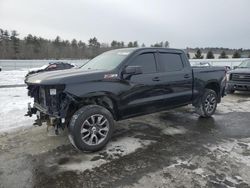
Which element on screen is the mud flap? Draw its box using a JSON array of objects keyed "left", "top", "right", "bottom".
[{"left": 68, "top": 134, "right": 80, "bottom": 151}]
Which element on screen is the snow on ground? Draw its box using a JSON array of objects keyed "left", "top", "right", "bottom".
[
  {"left": 162, "top": 126, "right": 187, "bottom": 135},
  {"left": 0, "top": 70, "right": 27, "bottom": 86},
  {"left": 204, "top": 138, "right": 250, "bottom": 167},
  {"left": 59, "top": 137, "right": 153, "bottom": 172},
  {"left": 0, "top": 87, "right": 35, "bottom": 132},
  {"left": 217, "top": 93, "right": 250, "bottom": 113}
]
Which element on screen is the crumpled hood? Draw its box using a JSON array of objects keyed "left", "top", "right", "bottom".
[
  {"left": 25, "top": 68, "right": 108, "bottom": 85},
  {"left": 229, "top": 68, "right": 250, "bottom": 74}
]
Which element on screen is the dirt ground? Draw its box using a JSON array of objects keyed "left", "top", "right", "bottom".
[{"left": 1, "top": 92, "right": 250, "bottom": 188}]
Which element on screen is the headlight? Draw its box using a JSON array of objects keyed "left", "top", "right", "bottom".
[{"left": 49, "top": 89, "right": 57, "bottom": 95}]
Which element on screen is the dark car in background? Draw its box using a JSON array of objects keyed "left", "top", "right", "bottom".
[
  {"left": 227, "top": 59, "right": 250, "bottom": 93},
  {"left": 25, "top": 62, "right": 75, "bottom": 77}
]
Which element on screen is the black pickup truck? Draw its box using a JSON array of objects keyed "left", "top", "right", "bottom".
[
  {"left": 226, "top": 59, "right": 250, "bottom": 93},
  {"left": 25, "top": 48, "right": 226, "bottom": 151}
]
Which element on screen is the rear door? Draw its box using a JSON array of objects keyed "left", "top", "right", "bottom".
[{"left": 156, "top": 52, "right": 193, "bottom": 106}]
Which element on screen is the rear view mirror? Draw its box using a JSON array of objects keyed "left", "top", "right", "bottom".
[{"left": 123, "top": 66, "right": 143, "bottom": 75}]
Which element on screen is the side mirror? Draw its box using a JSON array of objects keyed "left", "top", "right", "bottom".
[
  {"left": 233, "top": 66, "right": 238, "bottom": 69},
  {"left": 123, "top": 66, "right": 143, "bottom": 75}
]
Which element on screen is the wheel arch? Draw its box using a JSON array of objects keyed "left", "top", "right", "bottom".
[
  {"left": 75, "top": 92, "right": 120, "bottom": 121},
  {"left": 204, "top": 81, "right": 221, "bottom": 102}
]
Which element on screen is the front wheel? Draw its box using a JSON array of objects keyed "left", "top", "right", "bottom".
[
  {"left": 68, "top": 105, "right": 114, "bottom": 152},
  {"left": 195, "top": 89, "right": 218, "bottom": 118},
  {"left": 227, "top": 89, "right": 235, "bottom": 94}
]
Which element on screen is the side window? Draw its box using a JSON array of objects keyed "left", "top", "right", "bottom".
[
  {"left": 158, "top": 53, "right": 183, "bottom": 72},
  {"left": 129, "top": 53, "right": 156, "bottom": 74}
]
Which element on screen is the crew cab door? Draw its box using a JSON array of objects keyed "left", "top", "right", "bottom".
[
  {"left": 155, "top": 52, "right": 193, "bottom": 106},
  {"left": 120, "top": 52, "right": 164, "bottom": 118}
]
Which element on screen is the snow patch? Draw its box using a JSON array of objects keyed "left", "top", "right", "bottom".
[
  {"left": 204, "top": 139, "right": 250, "bottom": 167},
  {"left": 0, "top": 70, "right": 27, "bottom": 86},
  {"left": 217, "top": 96, "right": 250, "bottom": 114},
  {"left": 162, "top": 126, "right": 187, "bottom": 135},
  {"left": 193, "top": 168, "right": 204, "bottom": 175},
  {"left": 59, "top": 137, "right": 153, "bottom": 172},
  {"left": 0, "top": 87, "right": 35, "bottom": 132}
]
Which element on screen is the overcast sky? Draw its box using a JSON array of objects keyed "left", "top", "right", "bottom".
[{"left": 0, "top": 0, "right": 250, "bottom": 49}]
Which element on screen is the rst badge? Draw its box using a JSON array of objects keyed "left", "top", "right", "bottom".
[{"left": 104, "top": 74, "right": 118, "bottom": 79}]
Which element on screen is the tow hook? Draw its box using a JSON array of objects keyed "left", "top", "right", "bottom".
[
  {"left": 47, "top": 117, "right": 65, "bottom": 135},
  {"left": 25, "top": 102, "right": 36, "bottom": 117}
]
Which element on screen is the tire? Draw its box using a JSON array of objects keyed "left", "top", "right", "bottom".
[
  {"left": 228, "top": 89, "right": 235, "bottom": 94},
  {"left": 68, "top": 105, "right": 114, "bottom": 152},
  {"left": 195, "top": 89, "right": 218, "bottom": 118}
]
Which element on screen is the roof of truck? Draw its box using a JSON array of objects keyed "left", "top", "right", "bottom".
[{"left": 108, "top": 47, "right": 185, "bottom": 54}]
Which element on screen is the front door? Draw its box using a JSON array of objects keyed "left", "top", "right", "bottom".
[{"left": 120, "top": 52, "right": 164, "bottom": 118}]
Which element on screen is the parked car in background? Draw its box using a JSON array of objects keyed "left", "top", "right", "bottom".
[
  {"left": 227, "top": 59, "right": 250, "bottom": 93},
  {"left": 190, "top": 61, "right": 211, "bottom": 67},
  {"left": 224, "top": 66, "right": 231, "bottom": 73},
  {"left": 25, "top": 62, "right": 75, "bottom": 77}
]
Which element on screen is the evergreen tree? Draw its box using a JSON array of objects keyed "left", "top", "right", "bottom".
[
  {"left": 141, "top": 43, "right": 146, "bottom": 47},
  {"left": 88, "top": 37, "right": 100, "bottom": 58},
  {"left": 232, "top": 51, "right": 241, "bottom": 58},
  {"left": 111, "top": 40, "right": 117, "bottom": 48},
  {"left": 53, "top": 36, "right": 61, "bottom": 47},
  {"left": 120, "top": 41, "right": 125, "bottom": 48},
  {"left": 194, "top": 49, "right": 204, "bottom": 59},
  {"left": 32, "top": 36, "right": 41, "bottom": 55},
  {"left": 2, "top": 30, "right": 10, "bottom": 58},
  {"left": 88, "top": 37, "right": 100, "bottom": 48},
  {"left": 53, "top": 36, "right": 62, "bottom": 59},
  {"left": 164, "top": 41, "right": 169, "bottom": 48},
  {"left": 10, "top": 30, "right": 20, "bottom": 58},
  {"left": 71, "top": 39, "right": 78, "bottom": 48},
  {"left": 206, "top": 50, "right": 214, "bottom": 59},
  {"left": 219, "top": 51, "right": 228, "bottom": 59},
  {"left": 128, "top": 42, "right": 133, "bottom": 47},
  {"left": 0, "top": 29, "right": 3, "bottom": 41},
  {"left": 151, "top": 42, "right": 161, "bottom": 47},
  {"left": 0, "top": 29, "right": 4, "bottom": 58},
  {"left": 78, "top": 40, "right": 86, "bottom": 49},
  {"left": 133, "top": 41, "right": 138, "bottom": 47}
]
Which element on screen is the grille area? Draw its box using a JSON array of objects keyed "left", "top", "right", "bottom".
[
  {"left": 39, "top": 87, "right": 47, "bottom": 107},
  {"left": 231, "top": 73, "right": 250, "bottom": 82}
]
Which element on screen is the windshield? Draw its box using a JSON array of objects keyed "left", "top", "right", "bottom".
[
  {"left": 238, "top": 60, "right": 250, "bottom": 68},
  {"left": 81, "top": 49, "right": 133, "bottom": 71}
]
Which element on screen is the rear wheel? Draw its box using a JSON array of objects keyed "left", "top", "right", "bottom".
[
  {"left": 68, "top": 105, "right": 114, "bottom": 152},
  {"left": 195, "top": 89, "right": 217, "bottom": 118}
]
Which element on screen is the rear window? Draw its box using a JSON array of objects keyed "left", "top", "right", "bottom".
[{"left": 158, "top": 53, "right": 183, "bottom": 72}]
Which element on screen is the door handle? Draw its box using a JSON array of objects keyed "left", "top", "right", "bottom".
[
  {"left": 152, "top": 77, "right": 160, "bottom": 81},
  {"left": 184, "top": 74, "right": 190, "bottom": 79}
]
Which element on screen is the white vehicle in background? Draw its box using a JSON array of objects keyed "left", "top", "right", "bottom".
[{"left": 190, "top": 61, "right": 211, "bottom": 67}]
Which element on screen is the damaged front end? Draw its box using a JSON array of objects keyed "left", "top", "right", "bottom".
[{"left": 26, "top": 84, "right": 76, "bottom": 134}]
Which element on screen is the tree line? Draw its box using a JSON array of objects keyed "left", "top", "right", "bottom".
[
  {"left": 189, "top": 49, "right": 250, "bottom": 59},
  {"left": 0, "top": 28, "right": 169, "bottom": 59}
]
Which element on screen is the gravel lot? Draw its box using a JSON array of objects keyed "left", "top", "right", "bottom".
[{"left": 0, "top": 92, "right": 250, "bottom": 188}]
